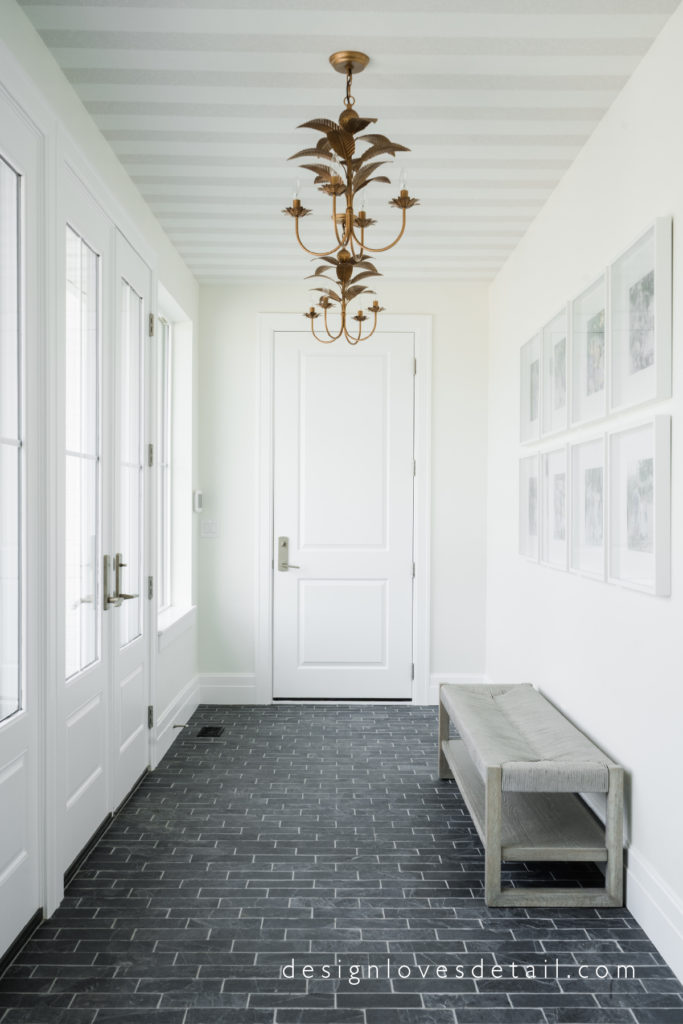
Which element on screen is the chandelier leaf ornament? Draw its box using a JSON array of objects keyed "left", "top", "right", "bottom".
[{"left": 283, "top": 51, "right": 419, "bottom": 345}]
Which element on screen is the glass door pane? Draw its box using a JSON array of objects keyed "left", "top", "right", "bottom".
[
  {"left": 65, "top": 226, "right": 100, "bottom": 679},
  {"left": 0, "top": 156, "right": 21, "bottom": 723},
  {"left": 158, "top": 318, "right": 172, "bottom": 612},
  {"left": 118, "top": 279, "right": 143, "bottom": 647}
]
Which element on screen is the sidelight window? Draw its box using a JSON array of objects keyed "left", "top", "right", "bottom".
[
  {"left": 65, "top": 226, "right": 100, "bottom": 679},
  {"left": 0, "top": 157, "right": 21, "bottom": 722}
]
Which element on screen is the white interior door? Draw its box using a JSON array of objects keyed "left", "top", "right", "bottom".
[
  {"left": 111, "top": 232, "right": 151, "bottom": 808},
  {"left": 272, "top": 329, "right": 415, "bottom": 700},
  {"left": 0, "top": 92, "right": 42, "bottom": 959},
  {"left": 62, "top": 171, "right": 111, "bottom": 872},
  {"left": 61, "top": 175, "right": 152, "bottom": 874}
]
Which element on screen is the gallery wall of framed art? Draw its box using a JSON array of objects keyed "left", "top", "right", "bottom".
[{"left": 518, "top": 217, "right": 673, "bottom": 597}]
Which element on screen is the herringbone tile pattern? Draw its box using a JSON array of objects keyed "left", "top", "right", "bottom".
[{"left": 1, "top": 704, "right": 681, "bottom": 1023}]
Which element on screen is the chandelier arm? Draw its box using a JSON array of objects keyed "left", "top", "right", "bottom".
[
  {"left": 349, "top": 207, "right": 407, "bottom": 254},
  {"left": 357, "top": 309, "right": 379, "bottom": 342},
  {"left": 310, "top": 321, "right": 336, "bottom": 344},
  {"left": 294, "top": 218, "right": 343, "bottom": 258},
  {"left": 323, "top": 305, "right": 345, "bottom": 342},
  {"left": 332, "top": 194, "right": 344, "bottom": 246}
]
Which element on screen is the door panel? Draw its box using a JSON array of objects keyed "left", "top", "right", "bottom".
[
  {"left": 272, "top": 330, "right": 415, "bottom": 700},
  {"left": 61, "top": 173, "right": 111, "bottom": 871},
  {"left": 112, "top": 232, "right": 150, "bottom": 807},
  {"left": 0, "top": 92, "right": 41, "bottom": 958},
  {"left": 60, "top": 188, "right": 152, "bottom": 865}
]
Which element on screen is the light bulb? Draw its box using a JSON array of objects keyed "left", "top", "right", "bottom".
[
  {"left": 398, "top": 168, "right": 408, "bottom": 191},
  {"left": 359, "top": 194, "right": 366, "bottom": 212},
  {"left": 293, "top": 178, "right": 301, "bottom": 200}
]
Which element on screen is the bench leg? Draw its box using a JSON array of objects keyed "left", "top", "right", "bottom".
[
  {"left": 438, "top": 697, "right": 453, "bottom": 779},
  {"left": 605, "top": 765, "right": 624, "bottom": 906},
  {"left": 485, "top": 765, "right": 503, "bottom": 906}
]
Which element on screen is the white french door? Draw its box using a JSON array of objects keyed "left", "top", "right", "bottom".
[
  {"left": 61, "top": 169, "right": 151, "bottom": 873},
  {"left": 111, "top": 233, "right": 151, "bottom": 809},
  {"left": 272, "top": 329, "right": 415, "bottom": 700},
  {"left": 0, "top": 90, "right": 42, "bottom": 960}
]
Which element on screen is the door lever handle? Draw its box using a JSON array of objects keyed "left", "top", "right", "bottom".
[
  {"left": 118, "top": 592, "right": 138, "bottom": 601},
  {"left": 103, "top": 554, "right": 121, "bottom": 609},
  {"left": 277, "top": 536, "right": 300, "bottom": 571}
]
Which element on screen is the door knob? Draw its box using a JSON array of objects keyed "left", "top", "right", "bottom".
[{"left": 277, "top": 536, "right": 300, "bottom": 571}]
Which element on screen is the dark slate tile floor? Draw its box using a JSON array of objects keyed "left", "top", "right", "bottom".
[{"left": 1, "top": 704, "right": 682, "bottom": 1024}]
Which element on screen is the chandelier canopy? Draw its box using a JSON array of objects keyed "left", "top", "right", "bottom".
[{"left": 283, "top": 51, "right": 419, "bottom": 345}]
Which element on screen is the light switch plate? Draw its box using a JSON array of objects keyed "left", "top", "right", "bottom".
[{"left": 200, "top": 519, "right": 218, "bottom": 538}]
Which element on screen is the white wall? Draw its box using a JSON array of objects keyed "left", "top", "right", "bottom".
[
  {"left": 487, "top": 3, "right": 683, "bottom": 980},
  {"left": 198, "top": 280, "right": 489, "bottom": 701}
]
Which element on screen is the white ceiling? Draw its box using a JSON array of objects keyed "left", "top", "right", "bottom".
[{"left": 19, "top": 0, "right": 681, "bottom": 284}]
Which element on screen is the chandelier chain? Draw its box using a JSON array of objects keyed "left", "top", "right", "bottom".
[{"left": 345, "top": 67, "right": 355, "bottom": 108}]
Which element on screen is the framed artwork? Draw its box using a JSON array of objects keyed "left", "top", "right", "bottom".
[
  {"left": 542, "top": 306, "right": 569, "bottom": 436},
  {"left": 570, "top": 437, "right": 606, "bottom": 579},
  {"left": 520, "top": 334, "right": 541, "bottom": 443},
  {"left": 541, "top": 447, "right": 568, "bottom": 570},
  {"left": 571, "top": 274, "right": 607, "bottom": 427},
  {"left": 609, "top": 218, "right": 672, "bottom": 413},
  {"left": 519, "top": 454, "right": 540, "bottom": 561},
  {"left": 608, "top": 415, "right": 671, "bottom": 595}
]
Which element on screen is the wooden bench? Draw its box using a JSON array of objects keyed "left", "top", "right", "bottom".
[{"left": 438, "top": 683, "right": 624, "bottom": 908}]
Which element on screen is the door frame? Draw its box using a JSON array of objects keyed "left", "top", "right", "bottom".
[{"left": 257, "top": 313, "right": 432, "bottom": 704}]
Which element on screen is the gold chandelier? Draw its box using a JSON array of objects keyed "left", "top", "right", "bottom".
[{"left": 283, "top": 51, "right": 419, "bottom": 345}]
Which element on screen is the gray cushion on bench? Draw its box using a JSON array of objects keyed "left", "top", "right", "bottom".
[{"left": 440, "top": 684, "right": 610, "bottom": 793}]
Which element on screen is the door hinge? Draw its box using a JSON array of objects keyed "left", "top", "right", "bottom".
[
  {"left": 147, "top": 576, "right": 154, "bottom": 600},
  {"left": 413, "top": 459, "right": 416, "bottom": 477},
  {"left": 147, "top": 705, "right": 154, "bottom": 729},
  {"left": 414, "top": 357, "right": 417, "bottom": 375},
  {"left": 149, "top": 313, "right": 155, "bottom": 337},
  {"left": 412, "top": 561, "right": 416, "bottom": 578},
  {"left": 147, "top": 443, "right": 154, "bottom": 467},
  {"left": 411, "top": 663, "right": 415, "bottom": 681}
]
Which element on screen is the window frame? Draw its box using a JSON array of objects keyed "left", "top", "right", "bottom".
[
  {"left": 156, "top": 288, "right": 194, "bottom": 647},
  {"left": 157, "top": 315, "right": 173, "bottom": 615}
]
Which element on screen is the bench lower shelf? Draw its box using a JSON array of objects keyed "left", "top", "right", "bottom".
[{"left": 441, "top": 738, "right": 608, "bottom": 863}]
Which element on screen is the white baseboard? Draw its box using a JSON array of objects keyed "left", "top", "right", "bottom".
[
  {"left": 198, "top": 672, "right": 261, "bottom": 705},
  {"left": 626, "top": 846, "right": 683, "bottom": 984},
  {"left": 426, "top": 673, "right": 487, "bottom": 706},
  {"left": 153, "top": 676, "right": 200, "bottom": 765}
]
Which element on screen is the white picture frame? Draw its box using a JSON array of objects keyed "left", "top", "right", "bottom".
[
  {"left": 609, "top": 218, "right": 672, "bottom": 414},
  {"left": 542, "top": 306, "right": 569, "bottom": 437},
  {"left": 520, "top": 334, "right": 541, "bottom": 443},
  {"left": 607, "top": 415, "right": 671, "bottom": 596},
  {"left": 519, "top": 454, "right": 540, "bottom": 561},
  {"left": 570, "top": 436, "right": 606, "bottom": 580},
  {"left": 571, "top": 274, "right": 607, "bottom": 427},
  {"left": 541, "top": 447, "right": 568, "bottom": 570}
]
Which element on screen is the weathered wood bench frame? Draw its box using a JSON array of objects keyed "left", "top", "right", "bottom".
[{"left": 438, "top": 683, "right": 624, "bottom": 908}]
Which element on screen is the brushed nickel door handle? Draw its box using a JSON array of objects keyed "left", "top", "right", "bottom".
[{"left": 277, "top": 536, "right": 300, "bottom": 571}]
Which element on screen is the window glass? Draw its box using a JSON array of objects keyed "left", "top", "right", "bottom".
[
  {"left": 118, "top": 279, "right": 143, "bottom": 646},
  {"left": 158, "top": 318, "right": 172, "bottom": 612},
  {"left": 65, "top": 226, "right": 100, "bottom": 679},
  {"left": 0, "top": 156, "right": 21, "bottom": 722}
]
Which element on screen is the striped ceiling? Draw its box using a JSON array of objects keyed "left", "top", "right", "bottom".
[{"left": 19, "top": 0, "right": 681, "bottom": 283}]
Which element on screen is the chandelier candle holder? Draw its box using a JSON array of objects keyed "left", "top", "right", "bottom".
[{"left": 283, "top": 50, "right": 419, "bottom": 345}]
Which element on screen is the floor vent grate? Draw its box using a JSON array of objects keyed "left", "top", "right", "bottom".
[{"left": 196, "top": 726, "right": 224, "bottom": 738}]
